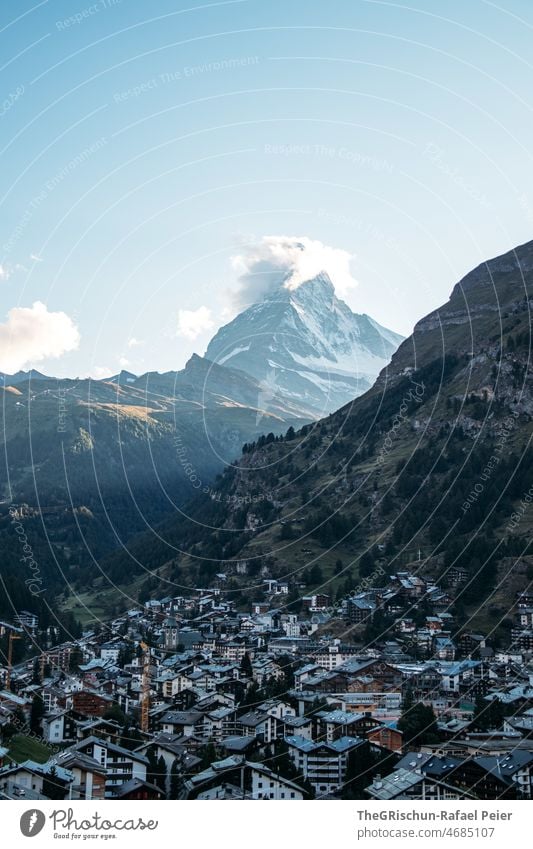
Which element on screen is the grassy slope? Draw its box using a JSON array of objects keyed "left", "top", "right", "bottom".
[{"left": 7, "top": 734, "right": 52, "bottom": 764}]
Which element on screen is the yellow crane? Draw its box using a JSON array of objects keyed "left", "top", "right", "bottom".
[
  {"left": 139, "top": 641, "right": 151, "bottom": 733},
  {"left": 6, "top": 631, "right": 22, "bottom": 691}
]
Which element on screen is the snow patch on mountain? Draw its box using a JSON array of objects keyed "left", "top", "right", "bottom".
[{"left": 217, "top": 344, "right": 250, "bottom": 365}]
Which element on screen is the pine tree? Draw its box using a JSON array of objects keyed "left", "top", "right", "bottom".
[
  {"left": 341, "top": 742, "right": 378, "bottom": 799},
  {"left": 240, "top": 651, "right": 253, "bottom": 678},
  {"left": 146, "top": 746, "right": 159, "bottom": 786},
  {"left": 32, "top": 659, "right": 41, "bottom": 684},
  {"left": 169, "top": 757, "right": 183, "bottom": 799},
  {"left": 43, "top": 765, "right": 66, "bottom": 800},
  {"left": 199, "top": 742, "right": 217, "bottom": 769},
  {"left": 155, "top": 755, "right": 167, "bottom": 794},
  {"left": 398, "top": 702, "right": 439, "bottom": 745},
  {"left": 103, "top": 703, "right": 126, "bottom": 725},
  {"left": 30, "top": 693, "right": 45, "bottom": 734}
]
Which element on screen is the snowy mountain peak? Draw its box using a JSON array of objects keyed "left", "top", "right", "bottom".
[
  {"left": 276, "top": 270, "right": 336, "bottom": 301},
  {"left": 205, "top": 273, "right": 404, "bottom": 419}
]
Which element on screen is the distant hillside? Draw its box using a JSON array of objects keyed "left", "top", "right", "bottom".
[{"left": 0, "top": 355, "right": 307, "bottom": 621}]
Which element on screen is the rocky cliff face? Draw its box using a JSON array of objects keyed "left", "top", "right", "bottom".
[{"left": 372, "top": 239, "right": 533, "bottom": 389}]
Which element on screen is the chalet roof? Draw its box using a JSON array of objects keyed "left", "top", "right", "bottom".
[
  {"left": 70, "top": 736, "right": 149, "bottom": 764},
  {"left": 56, "top": 751, "right": 106, "bottom": 774},
  {"left": 239, "top": 710, "right": 268, "bottom": 728},
  {"left": 476, "top": 750, "right": 533, "bottom": 779},
  {"left": 282, "top": 715, "right": 312, "bottom": 728},
  {"left": 221, "top": 736, "right": 257, "bottom": 752},
  {"left": 337, "top": 659, "right": 377, "bottom": 675},
  {"left": 294, "top": 664, "right": 320, "bottom": 676},
  {"left": 185, "top": 757, "right": 304, "bottom": 796},
  {"left": 285, "top": 734, "right": 363, "bottom": 754},
  {"left": 439, "top": 660, "right": 481, "bottom": 675},
  {"left": 1, "top": 759, "right": 73, "bottom": 783},
  {"left": 347, "top": 598, "right": 376, "bottom": 610},
  {"left": 507, "top": 715, "right": 533, "bottom": 731},
  {"left": 162, "top": 704, "right": 205, "bottom": 721},
  {"left": 78, "top": 658, "right": 113, "bottom": 671},
  {"left": 111, "top": 777, "right": 163, "bottom": 798},
  {"left": 368, "top": 767, "right": 423, "bottom": 799},
  {"left": 421, "top": 755, "right": 464, "bottom": 777},
  {"left": 0, "top": 691, "right": 29, "bottom": 705},
  {"left": 208, "top": 707, "right": 234, "bottom": 720},
  {"left": 316, "top": 709, "right": 365, "bottom": 725}
]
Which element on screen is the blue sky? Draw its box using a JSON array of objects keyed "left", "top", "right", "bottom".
[{"left": 1, "top": 0, "right": 533, "bottom": 377}]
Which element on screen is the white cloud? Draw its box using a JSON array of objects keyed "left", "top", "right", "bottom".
[
  {"left": 231, "top": 235, "right": 357, "bottom": 308},
  {"left": 0, "top": 265, "right": 9, "bottom": 281},
  {"left": 0, "top": 301, "right": 80, "bottom": 373},
  {"left": 177, "top": 305, "right": 214, "bottom": 340},
  {"left": 119, "top": 356, "right": 130, "bottom": 368},
  {"left": 220, "top": 305, "right": 237, "bottom": 322},
  {"left": 127, "top": 336, "right": 144, "bottom": 348}
]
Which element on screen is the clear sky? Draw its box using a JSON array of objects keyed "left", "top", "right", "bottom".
[{"left": 1, "top": 0, "right": 533, "bottom": 377}]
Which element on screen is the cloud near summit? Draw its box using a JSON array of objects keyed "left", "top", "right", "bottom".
[{"left": 230, "top": 235, "right": 357, "bottom": 308}]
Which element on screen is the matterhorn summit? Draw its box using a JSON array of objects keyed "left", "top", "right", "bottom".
[{"left": 205, "top": 270, "right": 403, "bottom": 418}]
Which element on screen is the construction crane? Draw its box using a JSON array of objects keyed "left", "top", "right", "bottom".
[
  {"left": 5, "top": 629, "right": 23, "bottom": 691},
  {"left": 7, "top": 633, "right": 22, "bottom": 691},
  {"left": 139, "top": 641, "right": 151, "bottom": 733},
  {"left": 0, "top": 620, "right": 24, "bottom": 691}
]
